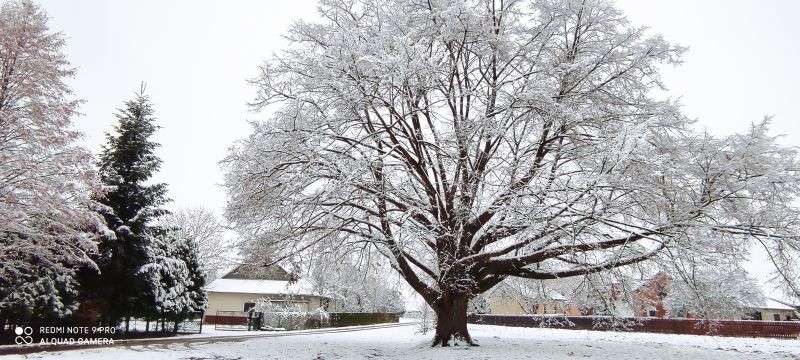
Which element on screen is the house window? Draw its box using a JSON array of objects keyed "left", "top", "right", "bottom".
[
  {"left": 244, "top": 302, "right": 256, "bottom": 312},
  {"left": 773, "top": 314, "right": 781, "bottom": 321},
  {"left": 647, "top": 307, "right": 657, "bottom": 317}
]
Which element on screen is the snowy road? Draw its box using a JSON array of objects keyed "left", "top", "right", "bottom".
[
  {"left": 0, "top": 322, "right": 413, "bottom": 356},
  {"left": 5, "top": 323, "right": 800, "bottom": 359}
]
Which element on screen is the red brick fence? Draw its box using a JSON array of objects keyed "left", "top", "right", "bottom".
[{"left": 467, "top": 314, "right": 800, "bottom": 339}]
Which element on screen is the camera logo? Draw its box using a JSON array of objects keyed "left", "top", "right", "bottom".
[{"left": 14, "top": 326, "right": 33, "bottom": 345}]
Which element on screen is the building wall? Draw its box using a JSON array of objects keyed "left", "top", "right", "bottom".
[
  {"left": 206, "top": 292, "right": 324, "bottom": 316},
  {"left": 632, "top": 273, "right": 669, "bottom": 318},
  {"left": 488, "top": 297, "right": 581, "bottom": 316},
  {"left": 755, "top": 309, "right": 796, "bottom": 321},
  {"left": 489, "top": 297, "right": 525, "bottom": 315}
]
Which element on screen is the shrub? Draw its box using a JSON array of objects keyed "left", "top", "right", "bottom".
[{"left": 255, "top": 301, "right": 330, "bottom": 330}]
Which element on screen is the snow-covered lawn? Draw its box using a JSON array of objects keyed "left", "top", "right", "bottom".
[
  {"left": 8, "top": 324, "right": 800, "bottom": 359},
  {"left": 179, "top": 319, "right": 416, "bottom": 339}
]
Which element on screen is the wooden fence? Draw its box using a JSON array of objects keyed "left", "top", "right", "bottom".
[
  {"left": 468, "top": 314, "right": 800, "bottom": 339},
  {"left": 207, "top": 311, "right": 252, "bottom": 331}
]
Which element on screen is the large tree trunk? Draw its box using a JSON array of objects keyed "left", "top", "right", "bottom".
[{"left": 431, "top": 294, "right": 477, "bottom": 347}]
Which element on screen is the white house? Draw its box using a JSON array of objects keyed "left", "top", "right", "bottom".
[
  {"left": 747, "top": 298, "right": 798, "bottom": 321},
  {"left": 204, "top": 262, "right": 327, "bottom": 323}
]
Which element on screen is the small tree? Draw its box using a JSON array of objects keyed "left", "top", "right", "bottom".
[
  {"left": 415, "top": 300, "right": 434, "bottom": 335},
  {"left": 567, "top": 272, "right": 635, "bottom": 317},
  {"left": 664, "top": 261, "right": 763, "bottom": 319},
  {"left": 225, "top": 0, "right": 800, "bottom": 346},
  {"left": 467, "top": 293, "right": 491, "bottom": 315},
  {"left": 256, "top": 301, "right": 330, "bottom": 330},
  {"left": 175, "top": 234, "right": 208, "bottom": 319},
  {"left": 308, "top": 253, "right": 405, "bottom": 313},
  {"left": 95, "top": 86, "right": 170, "bottom": 326},
  {"left": 160, "top": 207, "right": 228, "bottom": 282},
  {"left": 138, "top": 231, "right": 207, "bottom": 330},
  {"left": 0, "top": 0, "right": 108, "bottom": 324}
]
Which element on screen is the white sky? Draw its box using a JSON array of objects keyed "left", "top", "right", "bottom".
[
  {"left": 36, "top": 0, "right": 800, "bottom": 298},
  {"left": 36, "top": 0, "right": 800, "bottom": 213},
  {"left": 38, "top": 0, "right": 320, "bottom": 213}
]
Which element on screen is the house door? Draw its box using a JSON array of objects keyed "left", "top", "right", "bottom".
[{"left": 244, "top": 302, "right": 256, "bottom": 312}]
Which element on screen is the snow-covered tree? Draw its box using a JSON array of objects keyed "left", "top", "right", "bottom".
[
  {"left": 159, "top": 207, "right": 229, "bottom": 282},
  {"left": 664, "top": 257, "right": 763, "bottom": 319},
  {"left": 255, "top": 301, "right": 330, "bottom": 330},
  {"left": 414, "top": 298, "right": 434, "bottom": 335},
  {"left": 138, "top": 231, "right": 207, "bottom": 326},
  {"left": 0, "top": 0, "right": 109, "bottom": 323},
  {"left": 95, "top": 87, "right": 170, "bottom": 325},
  {"left": 223, "top": 0, "right": 800, "bottom": 346},
  {"left": 309, "top": 253, "right": 405, "bottom": 313},
  {"left": 467, "top": 293, "right": 491, "bottom": 314}
]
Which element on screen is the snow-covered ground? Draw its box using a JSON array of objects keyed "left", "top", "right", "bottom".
[
  {"left": 7, "top": 324, "right": 800, "bottom": 359},
  {"left": 182, "top": 324, "right": 263, "bottom": 338},
  {"left": 180, "top": 318, "right": 417, "bottom": 338}
]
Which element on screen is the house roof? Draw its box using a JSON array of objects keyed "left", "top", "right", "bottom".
[
  {"left": 539, "top": 289, "right": 566, "bottom": 301},
  {"left": 206, "top": 259, "right": 322, "bottom": 297},
  {"left": 206, "top": 278, "right": 320, "bottom": 297},
  {"left": 762, "top": 298, "right": 797, "bottom": 311},
  {"left": 222, "top": 261, "right": 294, "bottom": 281},
  {"left": 495, "top": 282, "right": 567, "bottom": 301},
  {"left": 770, "top": 297, "right": 799, "bottom": 309}
]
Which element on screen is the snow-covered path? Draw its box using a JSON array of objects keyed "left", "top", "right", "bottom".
[{"left": 7, "top": 324, "right": 800, "bottom": 359}]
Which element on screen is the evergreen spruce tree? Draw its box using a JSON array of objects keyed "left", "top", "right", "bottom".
[
  {"left": 139, "top": 231, "right": 207, "bottom": 331},
  {"left": 96, "top": 87, "right": 170, "bottom": 327},
  {"left": 177, "top": 236, "right": 208, "bottom": 318}
]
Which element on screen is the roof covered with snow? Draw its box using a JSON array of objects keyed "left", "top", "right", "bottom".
[
  {"left": 762, "top": 298, "right": 797, "bottom": 311},
  {"left": 541, "top": 289, "right": 566, "bottom": 301},
  {"left": 205, "top": 259, "right": 325, "bottom": 297},
  {"left": 205, "top": 278, "right": 321, "bottom": 297},
  {"left": 222, "top": 262, "right": 294, "bottom": 281}
]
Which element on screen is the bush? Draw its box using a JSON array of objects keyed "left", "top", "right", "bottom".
[
  {"left": 328, "top": 312, "right": 400, "bottom": 327},
  {"left": 255, "top": 301, "right": 330, "bottom": 331}
]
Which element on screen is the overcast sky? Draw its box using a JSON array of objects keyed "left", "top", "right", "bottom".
[
  {"left": 36, "top": 0, "right": 800, "bottom": 296},
  {"left": 38, "top": 0, "right": 800, "bottom": 212}
]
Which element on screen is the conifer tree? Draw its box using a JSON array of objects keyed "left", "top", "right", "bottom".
[
  {"left": 139, "top": 231, "right": 207, "bottom": 330},
  {"left": 178, "top": 236, "right": 208, "bottom": 317},
  {"left": 95, "top": 86, "right": 170, "bottom": 326}
]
